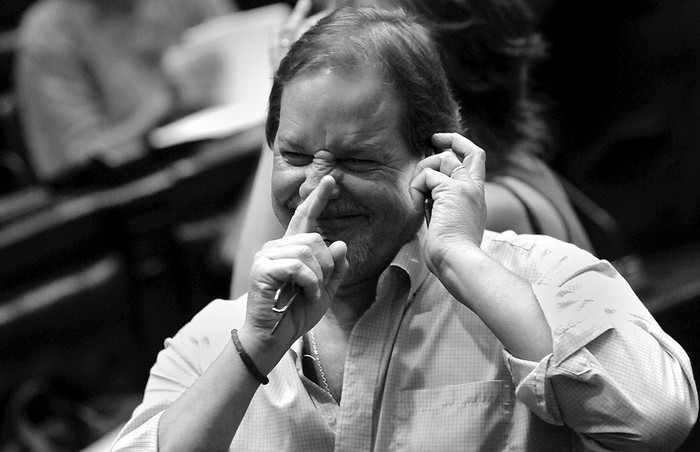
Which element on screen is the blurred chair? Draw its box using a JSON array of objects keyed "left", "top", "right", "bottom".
[
  {"left": 0, "top": 92, "right": 35, "bottom": 191},
  {"left": 0, "top": 254, "right": 145, "bottom": 452},
  {"left": 0, "top": 31, "right": 35, "bottom": 194}
]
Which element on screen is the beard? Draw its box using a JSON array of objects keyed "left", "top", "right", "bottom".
[
  {"left": 275, "top": 192, "right": 422, "bottom": 284},
  {"left": 323, "top": 212, "right": 422, "bottom": 285}
]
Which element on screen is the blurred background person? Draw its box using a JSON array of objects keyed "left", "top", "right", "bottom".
[
  {"left": 14, "top": 0, "right": 236, "bottom": 187},
  {"left": 229, "top": 0, "right": 594, "bottom": 297},
  {"left": 534, "top": 0, "right": 700, "bottom": 256}
]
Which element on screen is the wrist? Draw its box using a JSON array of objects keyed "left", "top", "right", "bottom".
[
  {"left": 235, "top": 324, "right": 294, "bottom": 376},
  {"left": 433, "top": 240, "right": 484, "bottom": 275},
  {"left": 230, "top": 329, "right": 269, "bottom": 385},
  {"left": 433, "top": 243, "right": 492, "bottom": 305}
]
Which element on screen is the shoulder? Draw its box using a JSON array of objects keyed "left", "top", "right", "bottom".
[
  {"left": 187, "top": 297, "right": 248, "bottom": 332},
  {"left": 17, "top": 0, "right": 80, "bottom": 52},
  {"left": 487, "top": 174, "right": 572, "bottom": 241},
  {"left": 482, "top": 229, "right": 584, "bottom": 251},
  {"left": 497, "top": 154, "right": 595, "bottom": 252},
  {"left": 18, "top": 0, "right": 75, "bottom": 34},
  {"left": 484, "top": 181, "right": 534, "bottom": 234},
  {"left": 175, "top": 297, "right": 248, "bottom": 353},
  {"left": 481, "top": 230, "right": 600, "bottom": 283}
]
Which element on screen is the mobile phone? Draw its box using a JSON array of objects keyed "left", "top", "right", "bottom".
[
  {"left": 424, "top": 196, "right": 433, "bottom": 227},
  {"left": 423, "top": 141, "right": 438, "bottom": 227}
]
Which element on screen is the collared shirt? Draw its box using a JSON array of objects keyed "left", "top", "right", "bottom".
[{"left": 113, "top": 230, "right": 698, "bottom": 451}]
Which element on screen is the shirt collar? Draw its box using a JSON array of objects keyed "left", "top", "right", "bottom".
[
  {"left": 290, "top": 227, "right": 429, "bottom": 360},
  {"left": 387, "top": 226, "right": 430, "bottom": 300}
]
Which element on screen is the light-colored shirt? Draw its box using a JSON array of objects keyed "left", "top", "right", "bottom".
[{"left": 113, "top": 230, "right": 698, "bottom": 451}]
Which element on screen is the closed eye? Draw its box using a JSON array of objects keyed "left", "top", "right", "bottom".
[
  {"left": 281, "top": 151, "right": 313, "bottom": 166},
  {"left": 340, "top": 158, "right": 377, "bottom": 171}
]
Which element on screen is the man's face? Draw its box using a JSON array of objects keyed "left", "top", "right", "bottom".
[{"left": 271, "top": 67, "right": 423, "bottom": 284}]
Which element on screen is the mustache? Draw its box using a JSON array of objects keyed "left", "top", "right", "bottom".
[{"left": 287, "top": 198, "right": 368, "bottom": 218}]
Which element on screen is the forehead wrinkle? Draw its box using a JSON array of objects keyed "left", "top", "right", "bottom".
[
  {"left": 278, "top": 66, "right": 404, "bottom": 155},
  {"left": 331, "top": 96, "right": 400, "bottom": 153},
  {"left": 276, "top": 108, "right": 312, "bottom": 150},
  {"left": 333, "top": 130, "right": 383, "bottom": 155}
]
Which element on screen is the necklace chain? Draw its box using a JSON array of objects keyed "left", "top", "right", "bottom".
[{"left": 309, "top": 330, "right": 332, "bottom": 396}]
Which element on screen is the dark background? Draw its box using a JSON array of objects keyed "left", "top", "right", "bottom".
[{"left": 1, "top": 0, "right": 699, "bottom": 450}]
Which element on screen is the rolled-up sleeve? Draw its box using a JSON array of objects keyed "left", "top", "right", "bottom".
[
  {"left": 111, "top": 299, "right": 244, "bottom": 451},
  {"left": 111, "top": 330, "right": 203, "bottom": 451},
  {"left": 504, "top": 256, "right": 698, "bottom": 451}
]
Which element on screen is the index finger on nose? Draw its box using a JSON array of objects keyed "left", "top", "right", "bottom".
[{"left": 285, "top": 175, "right": 335, "bottom": 236}]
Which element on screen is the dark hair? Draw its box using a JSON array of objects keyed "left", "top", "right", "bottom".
[
  {"left": 398, "top": 0, "right": 549, "bottom": 173},
  {"left": 265, "top": 7, "right": 463, "bottom": 158}
]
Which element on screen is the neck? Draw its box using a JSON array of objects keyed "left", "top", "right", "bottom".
[{"left": 328, "top": 275, "right": 379, "bottom": 330}]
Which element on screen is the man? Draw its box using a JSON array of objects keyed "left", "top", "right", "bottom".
[
  {"left": 229, "top": 0, "right": 593, "bottom": 299},
  {"left": 113, "top": 7, "right": 697, "bottom": 451}
]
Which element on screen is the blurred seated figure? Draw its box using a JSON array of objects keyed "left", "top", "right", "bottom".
[
  {"left": 537, "top": 0, "right": 700, "bottom": 255},
  {"left": 229, "top": 0, "right": 593, "bottom": 297},
  {"left": 15, "top": 0, "right": 235, "bottom": 186}
]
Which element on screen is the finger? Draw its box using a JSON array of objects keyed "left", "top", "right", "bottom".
[
  {"left": 461, "top": 144, "right": 486, "bottom": 187},
  {"left": 261, "top": 233, "right": 327, "bottom": 251},
  {"left": 438, "top": 150, "right": 466, "bottom": 179},
  {"left": 409, "top": 153, "right": 442, "bottom": 211},
  {"left": 260, "top": 258, "right": 322, "bottom": 300},
  {"left": 409, "top": 150, "right": 458, "bottom": 197},
  {"left": 326, "top": 240, "right": 349, "bottom": 295},
  {"left": 262, "top": 243, "right": 327, "bottom": 283},
  {"left": 285, "top": 175, "right": 336, "bottom": 236},
  {"left": 431, "top": 132, "right": 476, "bottom": 158},
  {"left": 409, "top": 166, "right": 442, "bottom": 212},
  {"left": 432, "top": 133, "right": 486, "bottom": 186},
  {"left": 411, "top": 147, "right": 460, "bottom": 178},
  {"left": 288, "top": 0, "right": 312, "bottom": 28}
]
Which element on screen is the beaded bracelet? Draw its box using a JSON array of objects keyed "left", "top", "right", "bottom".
[{"left": 230, "top": 329, "right": 269, "bottom": 385}]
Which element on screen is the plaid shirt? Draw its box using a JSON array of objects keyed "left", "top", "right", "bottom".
[{"left": 113, "top": 230, "right": 697, "bottom": 451}]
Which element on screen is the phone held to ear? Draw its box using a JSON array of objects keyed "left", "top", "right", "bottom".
[{"left": 424, "top": 196, "right": 433, "bottom": 227}]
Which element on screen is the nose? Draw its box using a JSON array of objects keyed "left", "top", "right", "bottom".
[{"left": 298, "top": 150, "right": 342, "bottom": 200}]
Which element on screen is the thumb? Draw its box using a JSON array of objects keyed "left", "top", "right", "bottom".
[{"left": 326, "top": 241, "right": 349, "bottom": 296}]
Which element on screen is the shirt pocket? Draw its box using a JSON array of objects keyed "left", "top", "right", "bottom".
[{"left": 391, "top": 380, "right": 514, "bottom": 452}]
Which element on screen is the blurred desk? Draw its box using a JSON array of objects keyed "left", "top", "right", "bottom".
[
  {"left": 0, "top": 124, "right": 262, "bottom": 379},
  {"left": 0, "top": 125, "right": 262, "bottom": 275}
]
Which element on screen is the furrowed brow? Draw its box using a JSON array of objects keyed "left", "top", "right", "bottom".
[{"left": 275, "top": 135, "right": 306, "bottom": 151}]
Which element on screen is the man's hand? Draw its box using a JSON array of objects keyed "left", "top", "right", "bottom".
[
  {"left": 244, "top": 175, "right": 349, "bottom": 346},
  {"left": 409, "top": 132, "right": 487, "bottom": 274},
  {"left": 410, "top": 134, "right": 553, "bottom": 360}
]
